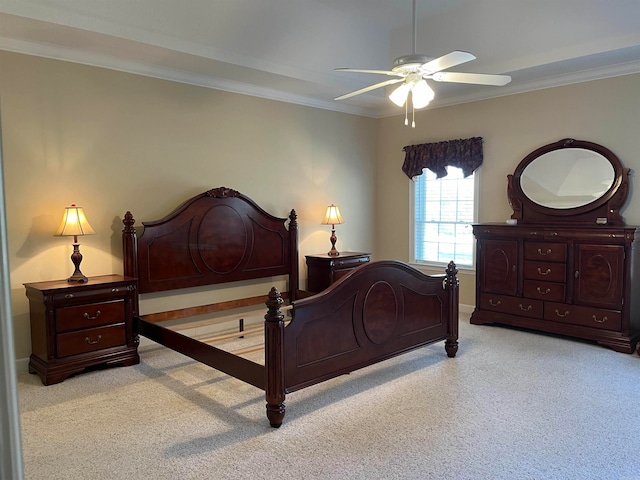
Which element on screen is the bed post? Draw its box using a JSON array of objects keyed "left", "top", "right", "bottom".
[
  {"left": 288, "top": 209, "right": 299, "bottom": 301},
  {"left": 122, "top": 212, "right": 139, "bottom": 314},
  {"left": 444, "top": 261, "right": 459, "bottom": 358},
  {"left": 122, "top": 212, "right": 138, "bottom": 278},
  {"left": 264, "top": 287, "right": 286, "bottom": 428}
]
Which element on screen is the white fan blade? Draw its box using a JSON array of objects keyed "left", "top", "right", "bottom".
[
  {"left": 335, "top": 78, "right": 405, "bottom": 100},
  {"left": 432, "top": 71, "right": 512, "bottom": 86},
  {"left": 420, "top": 51, "right": 476, "bottom": 74},
  {"left": 335, "top": 68, "right": 400, "bottom": 76}
]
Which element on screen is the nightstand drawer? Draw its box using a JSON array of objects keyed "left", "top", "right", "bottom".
[
  {"left": 57, "top": 323, "right": 126, "bottom": 358},
  {"left": 56, "top": 300, "right": 125, "bottom": 332},
  {"left": 51, "top": 284, "right": 130, "bottom": 303}
]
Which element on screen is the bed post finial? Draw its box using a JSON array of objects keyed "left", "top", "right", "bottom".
[
  {"left": 265, "top": 287, "right": 286, "bottom": 427},
  {"left": 444, "top": 261, "right": 459, "bottom": 358}
]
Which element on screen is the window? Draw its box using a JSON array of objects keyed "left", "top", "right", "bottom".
[{"left": 412, "top": 166, "right": 477, "bottom": 268}]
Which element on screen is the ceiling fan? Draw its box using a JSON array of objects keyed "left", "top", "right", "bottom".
[{"left": 334, "top": 0, "right": 511, "bottom": 127}]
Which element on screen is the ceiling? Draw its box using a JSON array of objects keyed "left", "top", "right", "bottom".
[{"left": 1, "top": 0, "right": 640, "bottom": 118}]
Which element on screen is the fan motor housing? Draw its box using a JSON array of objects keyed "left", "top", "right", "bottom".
[{"left": 392, "top": 54, "right": 433, "bottom": 72}]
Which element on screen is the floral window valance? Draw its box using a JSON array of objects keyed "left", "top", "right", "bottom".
[{"left": 402, "top": 137, "right": 483, "bottom": 179}]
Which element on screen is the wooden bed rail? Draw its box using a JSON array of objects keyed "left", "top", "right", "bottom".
[{"left": 138, "top": 292, "right": 290, "bottom": 324}]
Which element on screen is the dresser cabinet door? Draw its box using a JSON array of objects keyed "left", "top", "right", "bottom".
[
  {"left": 574, "top": 244, "right": 624, "bottom": 310},
  {"left": 480, "top": 239, "right": 518, "bottom": 295}
]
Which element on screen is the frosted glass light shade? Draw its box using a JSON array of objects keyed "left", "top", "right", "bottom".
[
  {"left": 411, "top": 79, "right": 435, "bottom": 109},
  {"left": 389, "top": 82, "right": 411, "bottom": 107}
]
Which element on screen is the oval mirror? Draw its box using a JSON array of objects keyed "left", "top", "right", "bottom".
[
  {"left": 507, "top": 139, "right": 628, "bottom": 225},
  {"left": 520, "top": 148, "right": 615, "bottom": 209}
]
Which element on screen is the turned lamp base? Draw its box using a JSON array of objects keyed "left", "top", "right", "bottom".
[
  {"left": 327, "top": 227, "right": 340, "bottom": 257},
  {"left": 67, "top": 243, "right": 88, "bottom": 283}
]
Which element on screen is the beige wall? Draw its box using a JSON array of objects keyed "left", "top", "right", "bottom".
[
  {"left": 4, "top": 49, "right": 640, "bottom": 361},
  {"left": 0, "top": 52, "right": 377, "bottom": 359},
  {"left": 376, "top": 73, "right": 640, "bottom": 305}
]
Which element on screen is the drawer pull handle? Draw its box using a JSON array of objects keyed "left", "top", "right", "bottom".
[
  {"left": 537, "top": 268, "right": 551, "bottom": 276},
  {"left": 83, "top": 310, "right": 101, "bottom": 320},
  {"left": 593, "top": 315, "right": 608, "bottom": 323},
  {"left": 519, "top": 304, "right": 532, "bottom": 311},
  {"left": 550, "top": 232, "right": 558, "bottom": 237},
  {"left": 488, "top": 299, "right": 501, "bottom": 307},
  {"left": 555, "top": 309, "right": 569, "bottom": 318},
  {"left": 537, "top": 248, "right": 552, "bottom": 256},
  {"left": 111, "top": 288, "right": 119, "bottom": 293},
  {"left": 65, "top": 294, "right": 74, "bottom": 299},
  {"left": 85, "top": 335, "right": 102, "bottom": 345},
  {"left": 529, "top": 231, "right": 538, "bottom": 236},
  {"left": 536, "top": 287, "right": 551, "bottom": 295}
]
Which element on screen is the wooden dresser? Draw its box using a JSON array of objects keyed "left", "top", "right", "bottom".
[
  {"left": 25, "top": 274, "right": 140, "bottom": 385},
  {"left": 471, "top": 139, "right": 640, "bottom": 353},
  {"left": 471, "top": 223, "right": 640, "bottom": 352}
]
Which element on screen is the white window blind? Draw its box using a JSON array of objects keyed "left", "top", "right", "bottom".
[{"left": 413, "top": 166, "right": 476, "bottom": 267}]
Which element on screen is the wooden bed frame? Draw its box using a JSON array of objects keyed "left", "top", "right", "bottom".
[{"left": 122, "top": 187, "right": 459, "bottom": 427}]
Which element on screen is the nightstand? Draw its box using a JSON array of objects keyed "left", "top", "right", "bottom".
[
  {"left": 24, "top": 274, "right": 140, "bottom": 385},
  {"left": 305, "top": 252, "right": 371, "bottom": 293}
]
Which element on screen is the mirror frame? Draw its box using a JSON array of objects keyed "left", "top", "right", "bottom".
[{"left": 507, "top": 138, "right": 629, "bottom": 225}]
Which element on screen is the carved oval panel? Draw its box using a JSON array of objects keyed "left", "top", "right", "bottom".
[
  {"left": 198, "top": 205, "right": 247, "bottom": 274},
  {"left": 583, "top": 254, "right": 613, "bottom": 297},
  {"left": 363, "top": 281, "right": 398, "bottom": 345},
  {"left": 487, "top": 249, "right": 510, "bottom": 282}
]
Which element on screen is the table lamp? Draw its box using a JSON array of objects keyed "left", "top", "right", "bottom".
[
  {"left": 54, "top": 204, "right": 96, "bottom": 282},
  {"left": 321, "top": 204, "right": 344, "bottom": 257}
]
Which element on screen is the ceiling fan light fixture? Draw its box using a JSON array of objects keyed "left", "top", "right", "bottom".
[
  {"left": 411, "top": 79, "right": 434, "bottom": 109},
  {"left": 389, "top": 82, "right": 411, "bottom": 107}
]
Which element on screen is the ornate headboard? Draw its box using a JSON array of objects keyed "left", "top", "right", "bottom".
[{"left": 122, "top": 187, "right": 299, "bottom": 299}]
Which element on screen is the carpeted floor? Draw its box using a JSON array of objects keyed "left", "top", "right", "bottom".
[{"left": 17, "top": 314, "right": 640, "bottom": 480}]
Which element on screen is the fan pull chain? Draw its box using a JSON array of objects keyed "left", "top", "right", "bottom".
[
  {"left": 404, "top": 100, "right": 408, "bottom": 126},
  {"left": 411, "top": 102, "right": 416, "bottom": 128}
]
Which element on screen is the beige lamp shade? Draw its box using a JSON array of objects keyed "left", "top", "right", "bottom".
[
  {"left": 321, "top": 204, "right": 344, "bottom": 225},
  {"left": 54, "top": 204, "right": 96, "bottom": 239}
]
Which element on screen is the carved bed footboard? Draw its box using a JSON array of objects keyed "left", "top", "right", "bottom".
[{"left": 264, "top": 260, "right": 459, "bottom": 427}]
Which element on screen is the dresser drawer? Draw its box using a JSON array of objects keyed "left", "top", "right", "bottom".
[
  {"left": 544, "top": 302, "right": 621, "bottom": 331},
  {"left": 56, "top": 323, "right": 126, "bottom": 358},
  {"left": 479, "top": 293, "right": 543, "bottom": 319},
  {"left": 523, "top": 261, "right": 566, "bottom": 282},
  {"left": 56, "top": 300, "right": 125, "bottom": 333},
  {"left": 523, "top": 280, "right": 565, "bottom": 302},
  {"left": 524, "top": 242, "right": 567, "bottom": 262}
]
